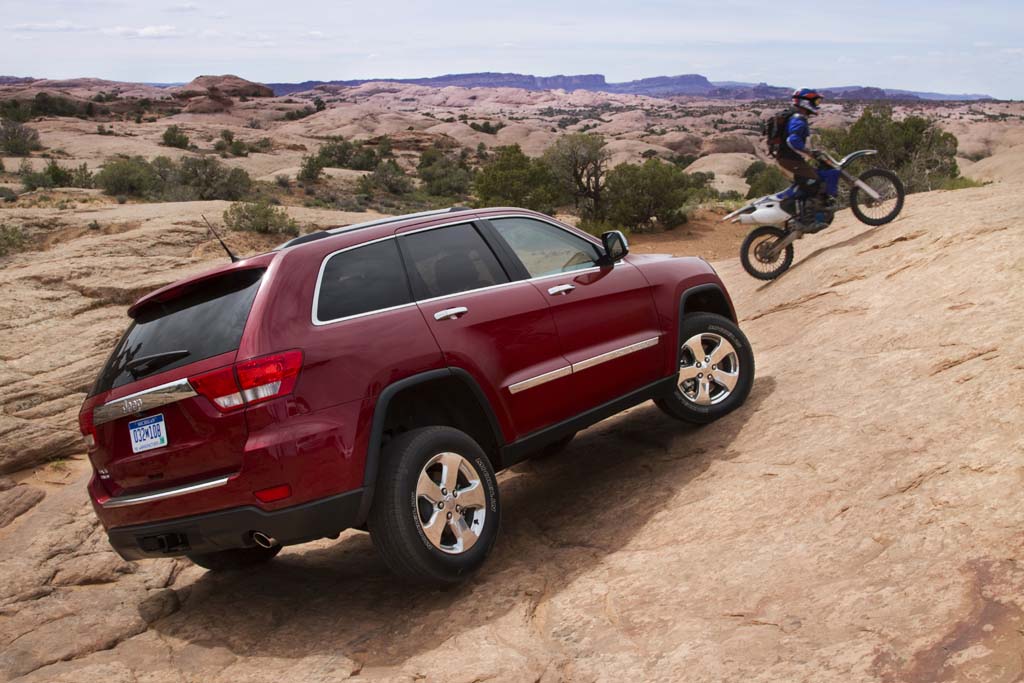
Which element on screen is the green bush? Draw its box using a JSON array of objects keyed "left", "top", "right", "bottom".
[
  {"left": 223, "top": 200, "right": 299, "bottom": 236},
  {"left": 94, "top": 156, "right": 162, "bottom": 196},
  {"left": 177, "top": 156, "right": 251, "bottom": 200},
  {"left": 275, "top": 174, "right": 291, "bottom": 189},
  {"left": 0, "top": 120, "right": 42, "bottom": 155},
  {"left": 317, "top": 137, "right": 354, "bottom": 167},
  {"left": 349, "top": 146, "right": 378, "bottom": 171},
  {"left": 0, "top": 224, "right": 26, "bottom": 257},
  {"left": 20, "top": 160, "right": 93, "bottom": 190},
  {"left": 743, "top": 161, "right": 789, "bottom": 198},
  {"left": 605, "top": 158, "right": 691, "bottom": 231},
  {"left": 418, "top": 149, "right": 473, "bottom": 196},
  {"left": 161, "top": 125, "right": 190, "bottom": 149},
  {"left": 370, "top": 159, "right": 413, "bottom": 194},
  {"left": 474, "top": 144, "right": 567, "bottom": 213},
  {"left": 0, "top": 187, "right": 16, "bottom": 203},
  {"left": 297, "top": 154, "right": 324, "bottom": 182},
  {"left": 543, "top": 133, "right": 610, "bottom": 219},
  {"left": 815, "top": 105, "right": 961, "bottom": 193}
]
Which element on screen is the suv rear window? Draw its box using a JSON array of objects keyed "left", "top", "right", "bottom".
[
  {"left": 92, "top": 269, "right": 264, "bottom": 395},
  {"left": 400, "top": 223, "right": 509, "bottom": 299}
]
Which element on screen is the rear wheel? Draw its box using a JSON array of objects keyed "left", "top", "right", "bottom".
[
  {"left": 369, "top": 426, "right": 500, "bottom": 584},
  {"left": 740, "top": 226, "right": 793, "bottom": 280},
  {"left": 850, "top": 168, "right": 904, "bottom": 225},
  {"left": 187, "top": 545, "right": 281, "bottom": 571},
  {"left": 656, "top": 313, "right": 755, "bottom": 424}
]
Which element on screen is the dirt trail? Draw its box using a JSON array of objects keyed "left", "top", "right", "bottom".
[{"left": 1, "top": 184, "right": 1022, "bottom": 682}]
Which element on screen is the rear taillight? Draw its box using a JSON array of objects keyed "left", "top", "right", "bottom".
[
  {"left": 190, "top": 350, "right": 303, "bottom": 413},
  {"left": 78, "top": 409, "right": 96, "bottom": 449}
]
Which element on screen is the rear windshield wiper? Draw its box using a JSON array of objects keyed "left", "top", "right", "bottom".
[{"left": 125, "top": 350, "right": 191, "bottom": 377}]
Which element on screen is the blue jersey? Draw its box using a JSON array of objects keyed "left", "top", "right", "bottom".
[{"left": 786, "top": 113, "right": 810, "bottom": 153}]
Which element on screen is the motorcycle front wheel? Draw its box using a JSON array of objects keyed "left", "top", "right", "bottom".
[
  {"left": 850, "top": 169, "right": 905, "bottom": 226},
  {"left": 740, "top": 226, "right": 794, "bottom": 280}
]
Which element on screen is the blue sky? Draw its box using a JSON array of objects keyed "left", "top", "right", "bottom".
[{"left": 2, "top": 0, "right": 1022, "bottom": 98}]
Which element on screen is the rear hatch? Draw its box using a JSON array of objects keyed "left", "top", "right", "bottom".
[{"left": 82, "top": 267, "right": 265, "bottom": 498}]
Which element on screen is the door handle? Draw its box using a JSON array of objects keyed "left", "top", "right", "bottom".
[
  {"left": 547, "top": 284, "right": 575, "bottom": 296},
  {"left": 434, "top": 306, "right": 468, "bottom": 321}
]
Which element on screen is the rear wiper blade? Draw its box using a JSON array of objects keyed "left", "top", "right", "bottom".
[{"left": 125, "top": 350, "right": 190, "bottom": 376}]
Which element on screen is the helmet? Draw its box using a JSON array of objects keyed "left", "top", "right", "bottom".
[{"left": 792, "top": 88, "right": 823, "bottom": 114}]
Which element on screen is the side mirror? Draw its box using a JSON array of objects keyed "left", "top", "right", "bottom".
[{"left": 599, "top": 230, "right": 629, "bottom": 265}]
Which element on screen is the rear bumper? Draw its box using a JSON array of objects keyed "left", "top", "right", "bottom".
[{"left": 107, "top": 488, "right": 365, "bottom": 560}]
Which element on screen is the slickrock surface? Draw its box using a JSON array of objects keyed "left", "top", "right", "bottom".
[{"left": 1, "top": 179, "right": 1021, "bottom": 681}]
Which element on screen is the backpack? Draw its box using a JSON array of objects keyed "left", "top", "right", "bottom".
[{"left": 764, "top": 108, "right": 795, "bottom": 158}]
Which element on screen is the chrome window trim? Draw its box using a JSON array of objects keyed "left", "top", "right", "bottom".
[
  {"left": 507, "top": 336, "right": 661, "bottom": 394},
  {"left": 101, "top": 475, "right": 232, "bottom": 508},
  {"left": 94, "top": 378, "right": 197, "bottom": 426},
  {"left": 310, "top": 213, "right": 612, "bottom": 328},
  {"left": 508, "top": 365, "right": 573, "bottom": 394}
]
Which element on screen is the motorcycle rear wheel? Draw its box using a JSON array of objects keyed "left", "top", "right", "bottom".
[
  {"left": 740, "top": 226, "right": 793, "bottom": 280},
  {"left": 850, "top": 169, "right": 905, "bottom": 226}
]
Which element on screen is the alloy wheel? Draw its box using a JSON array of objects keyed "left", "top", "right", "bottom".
[
  {"left": 415, "top": 452, "right": 488, "bottom": 554},
  {"left": 677, "top": 332, "right": 740, "bottom": 406}
]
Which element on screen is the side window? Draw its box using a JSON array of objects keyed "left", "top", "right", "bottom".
[
  {"left": 316, "top": 239, "right": 412, "bottom": 322},
  {"left": 490, "top": 217, "right": 600, "bottom": 278},
  {"left": 401, "top": 223, "right": 510, "bottom": 299}
]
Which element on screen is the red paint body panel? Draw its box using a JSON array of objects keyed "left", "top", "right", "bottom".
[{"left": 81, "top": 207, "right": 743, "bottom": 554}]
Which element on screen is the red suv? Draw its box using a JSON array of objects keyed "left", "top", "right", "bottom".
[{"left": 79, "top": 207, "right": 754, "bottom": 582}]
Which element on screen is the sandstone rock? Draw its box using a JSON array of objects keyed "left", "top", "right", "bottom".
[
  {"left": 176, "top": 75, "right": 274, "bottom": 99},
  {"left": 0, "top": 482, "right": 44, "bottom": 528},
  {"left": 701, "top": 132, "right": 757, "bottom": 154}
]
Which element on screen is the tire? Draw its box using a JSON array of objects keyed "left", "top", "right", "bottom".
[
  {"left": 655, "top": 313, "right": 755, "bottom": 425},
  {"left": 187, "top": 545, "right": 281, "bottom": 571},
  {"left": 740, "top": 226, "right": 794, "bottom": 280},
  {"left": 369, "top": 426, "right": 500, "bottom": 584},
  {"left": 850, "top": 168, "right": 905, "bottom": 226}
]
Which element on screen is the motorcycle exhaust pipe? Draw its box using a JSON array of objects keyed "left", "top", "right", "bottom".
[{"left": 251, "top": 531, "right": 277, "bottom": 549}]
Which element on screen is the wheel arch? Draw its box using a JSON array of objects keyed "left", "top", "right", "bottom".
[
  {"left": 357, "top": 368, "right": 505, "bottom": 523},
  {"left": 675, "top": 283, "right": 737, "bottom": 362}
]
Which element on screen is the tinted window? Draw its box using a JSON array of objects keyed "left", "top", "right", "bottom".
[
  {"left": 490, "top": 217, "right": 600, "bottom": 278},
  {"left": 93, "top": 269, "right": 264, "bottom": 394},
  {"left": 317, "top": 239, "right": 412, "bottom": 322},
  {"left": 401, "top": 223, "right": 509, "bottom": 299}
]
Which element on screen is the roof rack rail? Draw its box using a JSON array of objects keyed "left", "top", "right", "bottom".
[{"left": 274, "top": 207, "right": 474, "bottom": 251}]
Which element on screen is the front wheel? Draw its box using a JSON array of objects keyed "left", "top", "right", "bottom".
[
  {"left": 740, "top": 226, "right": 794, "bottom": 280},
  {"left": 850, "top": 168, "right": 904, "bottom": 226},
  {"left": 655, "top": 313, "right": 755, "bottom": 425},
  {"left": 369, "top": 426, "right": 500, "bottom": 584}
]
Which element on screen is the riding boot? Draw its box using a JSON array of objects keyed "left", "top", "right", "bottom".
[{"left": 795, "top": 195, "right": 828, "bottom": 233}]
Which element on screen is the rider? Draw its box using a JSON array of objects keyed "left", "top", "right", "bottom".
[{"left": 777, "top": 88, "right": 827, "bottom": 232}]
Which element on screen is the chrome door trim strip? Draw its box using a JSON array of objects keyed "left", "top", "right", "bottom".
[
  {"left": 508, "top": 365, "right": 572, "bottom": 394},
  {"left": 94, "top": 378, "right": 197, "bottom": 426},
  {"left": 572, "top": 336, "right": 661, "bottom": 373},
  {"left": 507, "top": 336, "right": 660, "bottom": 394},
  {"left": 101, "top": 475, "right": 232, "bottom": 508}
]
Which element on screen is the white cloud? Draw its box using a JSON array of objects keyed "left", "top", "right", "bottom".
[
  {"left": 167, "top": 2, "right": 200, "bottom": 12},
  {"left": 12, "top": 21, "right": 89, "bottom": 33},
  {"left": 101, "top": 25, "right": 179, "bottom": 39}
]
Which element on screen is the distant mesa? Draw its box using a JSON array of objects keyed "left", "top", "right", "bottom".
[{"left": 265, "top": 72, "right": 993, "bottom": 101}]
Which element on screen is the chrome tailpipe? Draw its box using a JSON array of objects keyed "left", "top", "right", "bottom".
[{"left": 252, "top": 531, "right": 278, "bottom": 549}]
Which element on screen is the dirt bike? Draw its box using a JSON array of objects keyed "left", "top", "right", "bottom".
[{"left": 725, "top": 150, "right": 905, "bottom": 280}]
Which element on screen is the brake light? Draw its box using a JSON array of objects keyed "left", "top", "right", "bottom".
[
  {"left": 254, "top": 484, "right": 292, "bottom": 503},
  {"left": 189, "top": 350, "right": 303, "bottom": 413},
  {"left": 78, "top": 409, "right": 96, "bottom": 449},
  {"left": 235, "top": 350, "right": 303, "bottom": 406}
]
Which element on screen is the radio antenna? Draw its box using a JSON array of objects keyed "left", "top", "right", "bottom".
[{"left": 201, "top": 215, "right": 239, "bottom": 262}]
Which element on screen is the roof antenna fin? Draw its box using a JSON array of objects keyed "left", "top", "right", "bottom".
[{"left": 201, "top": 214, "right": 239, "bottom": 263}]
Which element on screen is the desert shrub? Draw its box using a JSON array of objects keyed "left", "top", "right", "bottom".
[
  {"left": 94, "top": 156, "right": 162, "bottom": 196},
  {"left": 543, "top": 133, "right": 610, "bottom": 218},
  {"left": 21, "top": 160, "right": 93, "bottom": 190},
  {"left": 418, "top": 148, "right": 473, "bottom": 196},
  {"left": 938, "top": 175, "right": 986, "bottom": 190},
  {"left": 177, "top": 156, "right": 252, "bottom": 200},
  {"left": 96, "top": 124, "right": 116, "bottom": 136},
  {"left": 0, "top": 120, "right": 42, "bottom": 155},
  {"left": 297, "top": 154, "right": 324, "bottom": 182},
  {"left": 317, "top": 137, "right": 355, "bottom": 167},
  {"left": 743, "top": 161, "right": 789, "bottom": 198},
  {"left": 376, "top": 135, "right": 393, "bottom": 158},
  {"left": 474, "top": 144, "right": 566, "bottom": 213},
  {"left": 314, "top": 97, "right": 326, "bottom": 112},
  {"left": 815, "top": 105, "right": 961, "bottom": 193},
  {"left": 470, "top": 121, "right": 505, "bottom": 135},
  {"left": 0, "top": 187, "right": 16, "bottom": 202},
  {"left": 348, "top": 146, "right": 378, "bottom": 171},
  {"left": 275, "top": 174, "right": 291, "bottom": 188},
  {"left": 161, "top": 125, "right": 190, "bottom": 149},
  {"left": 605, "top": 158, "right": 692, "bottom": 232},
  {"left": 223, "top": 200, "right": 299, "bottom": 236},
  {"left": 370, "top": 160, "right": 413, "bottom": 194},
  {"left": 249, "top": 137, "right": 273, "bottom": 153},
  {"left": 0, "top": 224, "right": 26, "bottom": 256},
  {"left": 283, "top": 106, "right": 316, "bottom": 121}
]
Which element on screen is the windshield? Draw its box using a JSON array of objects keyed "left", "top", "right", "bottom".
[{"left": 91, "top": 269, "right": 264, "bottom": 395}]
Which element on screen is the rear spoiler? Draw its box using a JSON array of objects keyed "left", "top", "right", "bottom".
[{"left": 127, "top": 253, "right": 274, "bottom": 319}]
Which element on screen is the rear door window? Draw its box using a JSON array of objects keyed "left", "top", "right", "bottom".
[
  {"left": 489, "top": 217, "right": 600, "bottom": 278},
  {"left": 400, "top": 223, "right": 509, "bottom": 299},
  {"left": 92, "top": 269, "right": 264, "bottom": 394},
  {"left": 315, "top": 239, "right": 412, "bottom": 323}
]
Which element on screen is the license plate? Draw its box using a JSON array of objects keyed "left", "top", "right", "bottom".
[{"left": 128, "top": 414, "right": 168, "bottom": 454}]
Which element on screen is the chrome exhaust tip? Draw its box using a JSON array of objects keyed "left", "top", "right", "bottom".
[{"left": 252, "top": 531, "right": 277, "bottom": 549}]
